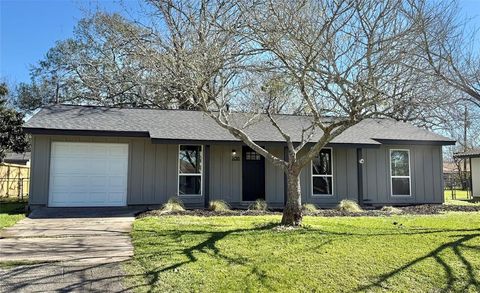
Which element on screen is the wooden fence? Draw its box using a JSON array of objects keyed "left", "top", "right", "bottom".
[{"left": 0, "top": 163, "right": 30, "bottom": 199}]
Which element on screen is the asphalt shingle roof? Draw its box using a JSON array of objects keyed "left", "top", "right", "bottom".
[
  {"left": 24, "top": 105, "right": 455, "bottom": 145},
  {"left": 454, "top": 149, "right": 480, "bottom": 158}
]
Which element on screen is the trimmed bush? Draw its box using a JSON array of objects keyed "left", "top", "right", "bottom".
[
  {"left": 336, "top": 200, "right": 363, "bottom": 213},
  {"left": 381, "top": 206, "right": 403, "bottom": 214},
  {"left": 302, "top": 203, "right": 318, "bottom": 213},
  {"left": 248, "top": 199, "right": 268, "bottom": 211},
  {"left": 208, "top": 200, "right": 231, "bottom": 212},
  {"left": 161, "top": 197, "right": 185, "bottom": 213}
]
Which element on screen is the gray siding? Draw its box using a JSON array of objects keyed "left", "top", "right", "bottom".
[
  {"left": 128, "top": 142, "right": 181, "bottom": 205},
  {"left": 362, "top": 145, "right": 444, "bottom": 205},
  {"left": 265, "top": 146, "right": 285, "bottom": 205},
  {"left": 29, "top": 135, "right": 444, "bottom": 208},
  {"left": 209, "top": 144, "right": 243, "bottom": 203},
  {"left": 300, "top": 147, "right": 358, "bottom": 206},
  {"left": 29, "top": 136, "right": 50, "bottom": 205}
]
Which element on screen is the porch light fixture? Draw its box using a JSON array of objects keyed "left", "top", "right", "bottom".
[{"left": 232, "top": 149, "right": 237, "bottom": 156}]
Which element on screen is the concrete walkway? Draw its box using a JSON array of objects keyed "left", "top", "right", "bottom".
[{"left": 0, "top": 208, "right": 141, "bottom": 292}]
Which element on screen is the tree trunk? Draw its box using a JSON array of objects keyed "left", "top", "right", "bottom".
[{"left": 281, "top": 170, "right": 302, "bottom": 226}]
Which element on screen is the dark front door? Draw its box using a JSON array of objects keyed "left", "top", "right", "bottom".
[{"left": 242, "top": 146, "right": 265, "bottom": 201}]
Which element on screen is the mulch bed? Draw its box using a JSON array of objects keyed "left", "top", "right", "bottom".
[
  {"left": 400, "top": 204, "right": 480, "bottom": 215},
  {"left": 138, "top": 204, "right": 480, "bottom": 218},
  {"left": 138, "top": 209, "right": 278, "bottom": 218}
]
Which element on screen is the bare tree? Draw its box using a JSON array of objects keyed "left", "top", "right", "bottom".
[
  {"left": 411, "top": 0, "right": 480, "bottom": 107},
  {"left": 130, "top": 0, "right": 438, "bottom": 225}
]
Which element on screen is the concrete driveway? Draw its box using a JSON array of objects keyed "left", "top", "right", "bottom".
[{"left": 0, "top": 207, "right": 141, "bottom": 292}]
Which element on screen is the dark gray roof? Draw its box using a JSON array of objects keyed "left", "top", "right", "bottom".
[
  {"left": 454, "top": 149, "right": 480, "bottom": 158},
  {"left": 24, "top": 105, "right": 455, "bottom": 145}
]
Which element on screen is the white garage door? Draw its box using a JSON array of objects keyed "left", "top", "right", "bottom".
[{"left": 49, "top": 142, "right": 128, "bottom": 207}]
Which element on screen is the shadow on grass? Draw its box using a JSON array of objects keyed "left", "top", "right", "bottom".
[
  {"left": 139, "top": 222, "right": 280, "bottom": 290},
  {"left": 1, "top": 223, "right": 479, "bottom": 292},
  {"left": 355, "top": 229, "right": 480, "bottom": 292},
  {"left": 131, "top": 224, "right": 480, "bottom": 292}
]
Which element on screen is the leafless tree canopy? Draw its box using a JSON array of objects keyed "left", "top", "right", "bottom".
[
  {"left": 136, "top": 1, "right": 439, "bottom": 160},
  {"left": 129, "top": 0, "right": 460, "bottom": 224},
  {"left": 411, "top": 0, "right": 480, "bottom": 106}
]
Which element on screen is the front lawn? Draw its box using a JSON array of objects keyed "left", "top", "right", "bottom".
[
  {"left": 125, "top": 213, "right": 480, "bottom": 292},
  {"left": 0, "top": 200, "right": 26, "bottom": 229}
]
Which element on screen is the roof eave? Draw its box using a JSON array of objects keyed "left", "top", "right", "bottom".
[
  {"left": 23, "top": 127, "right": 150, "bottom": 138},
  {"left": 453, "top": 153, "right": 480, "bottom": 159},
  {"left": 373, "top": 138, "right": 456, "bottom": 146}
]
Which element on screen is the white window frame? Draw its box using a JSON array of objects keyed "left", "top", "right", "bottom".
[
  {"left": 311, "top": 147, "right": 334, "bottom": 197},
  {"left": 178, "top": 144, "right": 203, "bottom": 197},
  {"left": 390, "top": 149, "right": 412, "bottom": 197}
]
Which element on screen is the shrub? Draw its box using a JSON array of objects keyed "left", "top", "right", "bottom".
[
  {"left": 381, "top": 206, "right": 403, "bottom": 214},
  {"left": 302, "top": 203, "right": 318, "bottom": 213},
  {"left": 248, "top": 199, "right": 268, "bottom": 211},
  {"left": 208, "top": 200, "right": 231, "bottom": 212},
  {"left": 336, "top": 200, "right": 363, "bottom": 213},
  {"left": 161, "top": 197, "right": 185, "bottom": 213}
]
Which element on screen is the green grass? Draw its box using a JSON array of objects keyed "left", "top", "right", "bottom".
[
  {"left": 444, "top": 190, "right": 479, "bottom": 206},
  {"left": 125, "top": 213, "right": 480, "bottom": 292},
  {"left": 444, "top": 189, "right": 471, "bottom": 200},
  {"left": 0, "top": 200, "right": 26, "bottom": 229}
]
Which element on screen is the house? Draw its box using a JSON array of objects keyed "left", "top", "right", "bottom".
[
  {"left": 23, "top": 105, "right": 455, "bottom": 209},
  {"left": 454, "top": 149, "right": 480, "bottom": 198}
]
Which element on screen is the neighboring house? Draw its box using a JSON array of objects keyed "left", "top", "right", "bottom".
[
  {"left": 23, "top": 105, "right": 455, "bottom": 209},
  {"left": 454, "top": 149, "right": 480, "bottom": 198},
  {"left": 2, "top": 152, "right": 31, "bottom": 166}
]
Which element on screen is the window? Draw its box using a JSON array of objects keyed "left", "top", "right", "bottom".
[
  {"left": 178, "top": 145, "right": 202, "bottom": 196},
  {"left": 245, "top": 150, "right": 261, "bottom": 160},
  {"left": 390, "top": 149, "right": 411, "bottom": 196},
  {"left": 312, "top": 148, "right": 333, "bottom": 196}
]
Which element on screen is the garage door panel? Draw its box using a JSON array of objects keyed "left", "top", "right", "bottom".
[
  {"left": 50, "top": 191, "right": 86, "bottom": 205},
  {"left": 89, "top": 192, "right": 108, "bottom": 203},
  {"left": 90, "top": 145, "right": 109, "bottom": 155},
  {"left": 108, "top": 161, "right": 127, "bottom": 173},
  {"left": 89, "top": 160, "right": 109, "bottom": 175},
  {"left": 49, "top": 142, "right": 128, "bottom": 207},
  {"left": 109, "top": 145, "right": 128, "bottom": 156},
  {"left": 106, "top": 192, "right": 126, "bottom": 203},
  {"left": 51, "top": 175, "right": 90, "bottom": 189},
  {"left": 51, "top": 158, "right": 93, "bottom": 174},
  {"left": 69, "top": 192, "right": 88, "bottom": 203},
  {"left": 108, "top": 175, "right": 126, "bottom": 187},
  {"left": 90, "top": 176, "right": 108, "bottom": 188}
]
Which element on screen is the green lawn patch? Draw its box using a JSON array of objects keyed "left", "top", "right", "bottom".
[
  {"left": 0, "top": 200, "right": 26, "bottom": 229},
  {"left": 125, "top": 213, "right": 480, "bottom": 292},
  {"left": 444, "top": 189, "right": 479, "bottom": 206}
]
